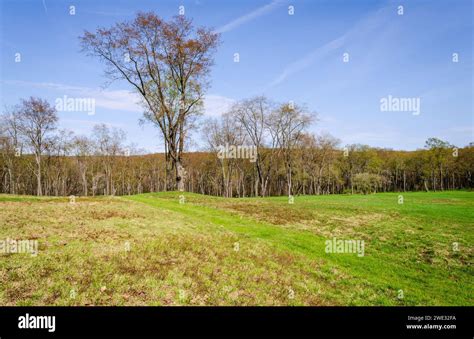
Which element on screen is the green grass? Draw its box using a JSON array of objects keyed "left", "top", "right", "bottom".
[{"left": 0, "top": 191, "right": 472, "bottom": 305}]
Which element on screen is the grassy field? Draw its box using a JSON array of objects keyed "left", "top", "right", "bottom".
[{"left": 0, "top": 191, "right": 472, "bottom": 306}]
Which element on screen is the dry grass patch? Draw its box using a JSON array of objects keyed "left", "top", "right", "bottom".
[{"left": 0, "top": 195, "right": 360, "bottom": 306}]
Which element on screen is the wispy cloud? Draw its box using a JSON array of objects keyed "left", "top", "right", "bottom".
[
  {"left": 215, "top": 0, "right": 285, "bottom": 34},
  {"left": 4, "top": 80, "right": 234, "bottom": 117},
  {"left": 267, "top": 36, "right": 346, "bottom": 88},
  {"left": 4, "top": 80, "right": 142, "bottom": 112},
  {"left": 266, "top": 6, "right": 392, "bottom": 89},
  {"left": 42, "top": 0, "right": 48, "bottom": 14},
  {"left": 203, "top": 94, "right": 235, "bottom": 117}
]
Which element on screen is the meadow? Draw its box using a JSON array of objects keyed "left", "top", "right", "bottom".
[{"left": 0, "top": 191, "right": 472, "bottom": 306}]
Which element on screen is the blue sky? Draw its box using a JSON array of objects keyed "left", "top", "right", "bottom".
[{"left": 1, "top": 0, "right": 472, "bottom": 152}]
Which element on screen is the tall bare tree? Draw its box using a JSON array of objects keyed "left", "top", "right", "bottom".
[
  {"left": 92, "top": 124, "right": 126, "bottom": 195},
  {"left": 15, "top": 97, "right": 58, "bottom": 196},
  {"left": 268, "top": 102, "right": 313, "bottom": 197},
  {"left": 0, "top": 107, "right": 24, "bottom": 194},
  {"left": 229, "top": 96, "right": 275, "bottom": 196},
  {"left": 72, "top": 135, "right": 93, "bottom": 196},
  {"left": 80, "top": 12, "right": 220, "bottom": 191},
  {"left": 203, "top": 113, "right": 246, "bottom": 197}
]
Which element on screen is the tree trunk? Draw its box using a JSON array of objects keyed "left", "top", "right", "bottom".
[
  {"left": 36, "top": 155, "right": 42, "bottom": 196},
  {"left": 176, "top": 161, "right": 186, "bottom": 192},
  {"left": 403, "top": 170, "right": 406, "bottom": 192}
]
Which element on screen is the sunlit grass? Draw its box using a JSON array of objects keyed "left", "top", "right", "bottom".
[{"left": 0, "top": 191, "right": 472, "bottom": 305}]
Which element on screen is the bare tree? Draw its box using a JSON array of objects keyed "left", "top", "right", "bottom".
[
  {"left": 203, "top": 113, "right": 246, "bottom": 197},
  {"left": 72, "top": 135, "right": 93, "bottom": 196},
  {"left": 314, "top": 133, "right": 340, "bottom": 194},
  {"left": 299, "top": 133, "right": 339, "bottom": 195},
  {"left": 47, "top": 129, "right": 74, "bottom": 196},
  {"left": 80, "top": 12, "right": 220, "bottom": 191},
  {"left": 92, "top": 124, "right": 126, "bottom": 195},
  {"left": 229, "top": 96, "right": 275, "bottom": 196},
  {"left": 15, "top": 97, "right": 58, "bottom": 196},
  {"left": 268, "top": 102, "right": 314, "bottom": 197},
  {"left": 0, "top": 107, "right": 24, "bottom": 194}
]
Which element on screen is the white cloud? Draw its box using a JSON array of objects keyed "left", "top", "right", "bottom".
[
  {"left": 215, "top": 0, "right": 285, "bottom": 34},
  {"left": 5, "top": 80, "right": 236, "bottom": 118},
  {"left": 317, "top": 113, "right": 338, "bottom": 124},
  {"left": 91, "top": 89, "right": 141, "bottom": 112},
  {"left": 203, "top": 95, "right": 235, "bottom": 117},
  {"left": 3, "top": 80, "right": 142, "bottom": 112}
]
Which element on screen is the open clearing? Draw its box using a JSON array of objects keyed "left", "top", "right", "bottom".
[{"left": 0, "top": 191, "right": 472, "bottom": 306}]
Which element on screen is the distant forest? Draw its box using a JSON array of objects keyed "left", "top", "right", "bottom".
[{"left": 1, "top": 97, "right": 473, "bottom": 197}]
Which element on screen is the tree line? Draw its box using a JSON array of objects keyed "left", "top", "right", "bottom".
[{"left": 1, "top": 96, "right": 472, "bottom": 197}]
